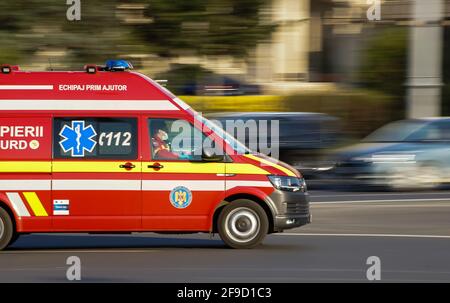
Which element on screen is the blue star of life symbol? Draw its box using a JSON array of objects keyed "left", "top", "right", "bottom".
[{"left": 59, "top": 121, "right": 97, "bottom": 157}]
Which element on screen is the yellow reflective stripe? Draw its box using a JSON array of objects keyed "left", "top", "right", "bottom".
[
  {"left": 244, "top": 154, "right": 296, "bottom": 177},
  {"left": 226, "top": 163, "right": 270, "bottom": 175},
  {"left": 53, "top": 161, "right": 142, "bottom": 173},
  {"left": 143, "top": 162, "right": 269, "bottom": 175},
  {"left": 143, "top": 162, "right": 225, "bottom": 174},
  {"left": 0, "top": 161, "right": 51, "bottom": 173},
  {"left": 0, "top": 160, "right": 274, "bottom": 175},
  {"left": 22, "top": 192, "right": 48, "bottom": 217}
]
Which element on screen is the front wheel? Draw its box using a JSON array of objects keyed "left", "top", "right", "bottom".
[{"left": 218, "top": 200, "right": 269, "bottom": 249}]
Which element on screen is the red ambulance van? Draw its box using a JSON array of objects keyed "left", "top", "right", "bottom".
[{"left": 0, "top": 61, "right": 310, "bottom": 249}]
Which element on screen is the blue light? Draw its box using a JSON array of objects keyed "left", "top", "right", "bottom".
[{"left": 105, "top": 59, "right": 133, "bottom": 71}]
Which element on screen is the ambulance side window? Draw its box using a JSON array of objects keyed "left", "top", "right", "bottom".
[
  {"left": 149, "top": 118, "right": 211, "bottom": 161},
  {"left": 53, "top": 117, "right": 138, "bottom": 159}
]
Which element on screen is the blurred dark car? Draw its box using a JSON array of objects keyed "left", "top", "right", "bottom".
[
  {"left": 328, "top": 117, "right": 450, "bottom": 190},
  {"left": 155, "top": 64, "right": 261, "bottom": 96},
  {"left": 201, "top": 75, "right": 261, "bottom": 96},
  {"left": 206, "top": 112, "right": 341, "bottom": 178}
]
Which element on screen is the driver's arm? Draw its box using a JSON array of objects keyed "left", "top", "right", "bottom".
[{"left": 154, "top": 147, "right": 180, "bottom": 160}]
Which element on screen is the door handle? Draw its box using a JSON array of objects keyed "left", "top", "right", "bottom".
[
  {"left": 148, "top": 163, "right": 164, "bottom": 169},
  {"left": 216, "top": 173, "right": 236, "bottom": 177},
  {"left": 120, "top": 162, "right": 136, "bottom": 170}
]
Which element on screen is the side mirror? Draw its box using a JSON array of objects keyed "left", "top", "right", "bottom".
[{"left": 202, "top": 147, "right": 224, "bottom": 162}]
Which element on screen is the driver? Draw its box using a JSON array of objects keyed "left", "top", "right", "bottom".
[{"left": 151, "top": 126, "right": 179, "bottom": 160}]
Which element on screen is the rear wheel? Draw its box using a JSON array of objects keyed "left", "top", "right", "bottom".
[
  {"left": 218, "top": 200, "right": 269, "bottom": 249},
  {"left": 0, "top": 207, "right": 14, "bottom": 251}
]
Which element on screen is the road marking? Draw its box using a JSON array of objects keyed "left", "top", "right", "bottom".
[
  {"left": 313, "top": 198, "right": 450, "bottom": 204},
  {"left": 2, "top": 250, "right": 158, "bottom": 254},
  {"left": 0, "top": 267, "right": 66, "bottom": 271},
  {"left": 276, "top": 233, "right": 450, "bottom": 239}
]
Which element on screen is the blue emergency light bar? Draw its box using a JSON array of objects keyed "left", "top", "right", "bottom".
[{"left": 105, "top": 59, "right": 133, "bottom": 71}]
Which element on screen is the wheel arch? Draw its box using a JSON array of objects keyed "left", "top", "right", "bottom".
[{"left": 211, "top": 193, "right": 275, "bottom": 234}]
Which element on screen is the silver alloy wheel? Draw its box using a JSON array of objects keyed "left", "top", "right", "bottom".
[
  {"left": 0, "top": 217, "right": 4, "bottom": 240},
  {"left": 224, "top": 207, "right": 260, "bottom": 243}
]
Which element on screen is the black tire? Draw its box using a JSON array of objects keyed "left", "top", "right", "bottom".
[
  {"left": 217, "top": 199, "right": 269, "bottom": 249},
  {"left": 0, "top": 207, "right": 14, "bottom": 251},
  {"left": 8, "top": 233, "right": 20, "bottom": 247}
]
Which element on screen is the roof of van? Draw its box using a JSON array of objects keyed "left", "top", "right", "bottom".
[{"left": 0, "top": 70, "right": 192, "bottom": 112}]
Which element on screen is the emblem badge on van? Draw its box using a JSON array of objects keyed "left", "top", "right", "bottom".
[
  {"left": 169, "top": 186, "right": 192, "bottom": 209},
  {"left": 59, "top": 121, "right": 97, "bottom": 157}
]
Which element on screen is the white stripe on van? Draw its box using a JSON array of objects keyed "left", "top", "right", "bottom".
[
  {"left": 52, "top": 180, "right": 142, "bottom": 191},
  {"left": 0, "top": 180, "right": 273, "bottom": 192},
  {"left": 142, "top": 180, "right": 224, "bottom": 191},
  {"left": 0, "top": 180, "right": 51, "bottom": 191},
  {"left": 0, "top": 100, "right": 179, "bottom": 111},
  {"left": 143, "top": 180, "right": 272, "bottom": 191},
  {"left": 172, "top": 98, "right": 192, "bottom": 110},
  {"left": 225, "top": 181, "right": 273, "bottom": 190},
  {"left": 0, "top": 85, "right": 54, "bottom": 90},
  {"left": 6, "top": 193, "right": 31, "bottom": 217}
]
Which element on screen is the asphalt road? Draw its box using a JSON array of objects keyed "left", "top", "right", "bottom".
[{"left": 1, "top": 190, "right": 450, "bottom": 283}]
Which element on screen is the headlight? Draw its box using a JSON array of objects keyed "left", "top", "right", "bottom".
[{"left": 268, "top": 175, "right": 307, "bottom": 192}]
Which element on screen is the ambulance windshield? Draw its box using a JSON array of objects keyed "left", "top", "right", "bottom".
[{"left": 198, "top": 116, "right": 252, "bottom": 155}]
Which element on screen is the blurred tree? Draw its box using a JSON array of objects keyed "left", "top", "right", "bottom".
[
  {"left": 134, "top": 0, "right": 274, "bottom": 58},
  {"left": 0, "top": 0, "right": 148, "bottom": 68},
  {"left": 0, "top": 0, "right": 273, "bottom": 68},
  {"left": 357, "top": 27, "right": 408, "bottom": 98}
]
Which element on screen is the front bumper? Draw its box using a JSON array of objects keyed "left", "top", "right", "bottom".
[{"left": 267, "top": 189, "right": 311, "bottom": 232}]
